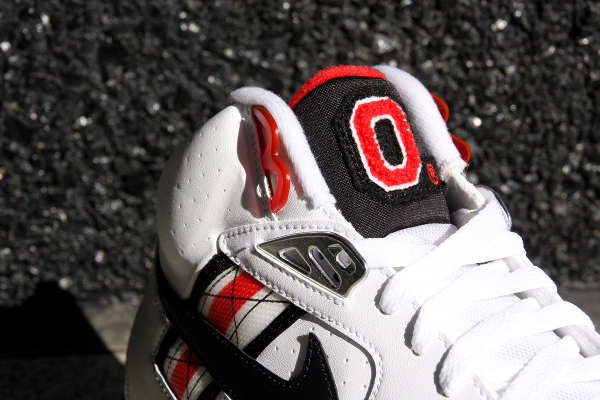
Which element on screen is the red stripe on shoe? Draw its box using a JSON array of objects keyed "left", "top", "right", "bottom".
[
  {"left": 207, "top": 270, "right": 265, "bottom": 335},
  {"left": 170, "top": 346, "right": 202, "bottom": 400},
  {"left": 289, "top": 65, "right": 386, "bottom": 109}
]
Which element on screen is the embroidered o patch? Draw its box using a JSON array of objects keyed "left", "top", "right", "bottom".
[
  {"left": 331, "top": 81, "right": 443, "bottom": 207},
  {"left": 349, "top": 96, "right": 422, "bottom": 191}
]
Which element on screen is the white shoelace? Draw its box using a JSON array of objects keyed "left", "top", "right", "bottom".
[{"left": 354, "top": 198, "right": 600, "bottom": 399}]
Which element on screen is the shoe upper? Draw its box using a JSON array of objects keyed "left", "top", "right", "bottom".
[{"left": 151, "top": 65, "right": 600, "bottom": 400}]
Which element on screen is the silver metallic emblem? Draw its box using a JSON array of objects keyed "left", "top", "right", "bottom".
[{"left": 256, "top": 232, "right": 368, "bottom": 299}]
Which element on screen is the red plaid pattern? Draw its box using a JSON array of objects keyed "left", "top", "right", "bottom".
[{"left": 162, "top": 265, "right": 289, "bottom": 399}]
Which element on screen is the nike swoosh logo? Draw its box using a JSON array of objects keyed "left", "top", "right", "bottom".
[{"left": 158, "top": 266, "right": 339, "bottom": 400}]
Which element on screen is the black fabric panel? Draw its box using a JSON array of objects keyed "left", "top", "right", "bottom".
[
  {"left": 293, "top": 76, "right": 450, "bottom": 238},
  {"left": 374, "top": 119, "right": 404, "bottom": 166},
  {"left": 197, "top": 382, "right": 222, "bottom": 400}
]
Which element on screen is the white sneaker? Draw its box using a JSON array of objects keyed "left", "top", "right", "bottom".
[{"left": 125, "top": 65, "right": 600, "bottom": 400}]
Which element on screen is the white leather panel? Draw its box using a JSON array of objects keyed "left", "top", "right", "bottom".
[
  {"left": 157, "top": 103, "right": 354, "bottom": 299},
  {"left": 219, "top": 221, "right": 490, "bottom": 400},
  {"left": 256, "top": 314, "right": 374, "bottom": 400},
  {"left": 157, "top": 105, "right": 271, "bottom": 298}
]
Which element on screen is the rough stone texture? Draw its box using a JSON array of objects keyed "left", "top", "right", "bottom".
[
  {"left": 560, "top": 289, "right": 600, "bottom": 332},
  {"left": 1, "top": 0, "right": 600, "bottom": 306}
]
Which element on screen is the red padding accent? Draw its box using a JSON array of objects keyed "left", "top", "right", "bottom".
[
  {"left": 289, "top": 65, "right": 386, "bottom": 109},
  {"left": 252, "top": 106, "right": 291, "bottom": 213},
  {"left": 430, "top": 92, "right": 472, "bottom": 163},
  {"left": 170, "top": 347, "right": 201, "bottom": 400},
  {"left": 207, "top": 271, "right": 264, "bottom": 335},
  {"left": 430, "top": 93, "right": 449, "bottom": 123},
  {"left": 451, "top": 135, "right": 472, "bottom": 164}
]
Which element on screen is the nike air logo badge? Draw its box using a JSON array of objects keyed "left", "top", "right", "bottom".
[{"left": 158, "top": 266, "right": 339, "bottom": 400}]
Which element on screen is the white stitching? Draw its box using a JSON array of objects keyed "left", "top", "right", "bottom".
[
  {"left": 320, "top": 204, "right": 339, "bottom": 222},
  {"left": 220, "top": 230, "right": 383, "bottom": 399},
  {"left": 222, "top": 223, "right": 361, "bottom": 305},
  {"left": 220, "top": 240, "right": 342, "bottom": 306},
  {"left": 224, "top": 223, "right": 361, "bottom": 241},
  {"left": 231, "top": 253, "right": 385, "bottom": 400}
]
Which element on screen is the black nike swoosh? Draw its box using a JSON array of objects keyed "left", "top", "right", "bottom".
[{"left": 158, "top": 265, "right": 339, "bottom": 400}]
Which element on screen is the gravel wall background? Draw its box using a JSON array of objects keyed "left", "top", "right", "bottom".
[{"left": 1, "top": 0, "right": 600, "bottom": 306}]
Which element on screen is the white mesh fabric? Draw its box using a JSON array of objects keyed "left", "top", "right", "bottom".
[
  {"left": 478, "top": 332, "right": 560, "bottom": 392},
  {"left": 444, "top": 292, "right": 521, "bottom": 342},
  {"left": 365, "top": 197, "right": 599, "bottom": 398},
  {"left": 545, "top": 382, "right": 600, "bottom": 400},
  {"left": 422, "top": 255, "right": 586, "bottom": 395}
]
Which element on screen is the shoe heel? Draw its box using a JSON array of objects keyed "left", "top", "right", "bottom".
[{"left": 125, "top": 269, "right": 173, "bottom": 400}]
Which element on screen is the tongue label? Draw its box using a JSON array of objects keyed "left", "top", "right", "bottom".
[{"left": 349, "top": 96, "right": 423, "bottom": 191}]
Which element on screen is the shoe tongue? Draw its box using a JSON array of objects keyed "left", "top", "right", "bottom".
[{"left": 290, "top": 66, "right": 450, "bottom": 238}]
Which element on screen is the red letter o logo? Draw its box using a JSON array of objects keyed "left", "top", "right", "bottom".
[{"left": 350, "top": 97, "right": 422, "bottom": 191}]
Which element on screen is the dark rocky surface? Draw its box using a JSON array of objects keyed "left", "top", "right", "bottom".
[{"left": 1, "top": 0, "right": 600, "bottom": 306}]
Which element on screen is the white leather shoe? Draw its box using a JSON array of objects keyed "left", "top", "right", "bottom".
[{"left": 125, "top": 65, "right": 600, "bottom": 400}]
